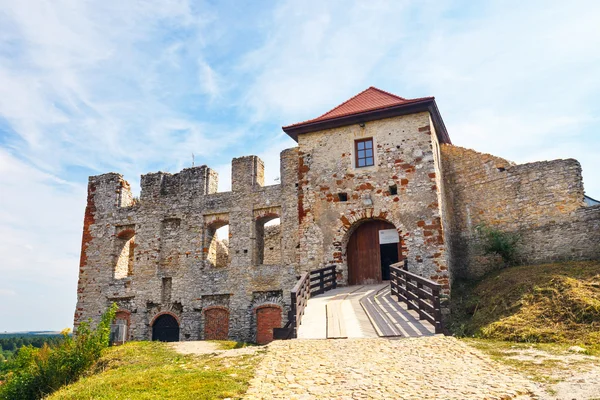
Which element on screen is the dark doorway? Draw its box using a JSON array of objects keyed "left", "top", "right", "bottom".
[
  {"left": 380, "top": 243, "right": 399, "bottom": 280},
  {"left": 152, "top": 314, "right": 180, "bottom": 342},
  {"left": 347, "top": 220, "right": 401, "bottom": 285}
]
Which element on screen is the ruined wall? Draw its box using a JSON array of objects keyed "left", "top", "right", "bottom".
[
  {"left": 214, "top": 239, "right": 229, "bottom": 268},
  {"left": 75, "top": 100, "right": 599, "bottom": 341},
  {"left": 297, "top": 112, "right": 450, "bottom": 290},
  {"left": 262, "top": 225, "right": 282, "bottom": 265},
  {"left": 74, "top": 153, "right": 298, "bottom": 343},
  {"left": 441, "top": 144, "right": 600, "bottom": 278}
]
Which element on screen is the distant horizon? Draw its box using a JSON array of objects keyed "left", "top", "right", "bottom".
[{"left": 1, "top": 331, "right": 62, "bottom": 335}]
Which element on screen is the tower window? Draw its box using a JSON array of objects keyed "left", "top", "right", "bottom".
[{"left": 355, "top": 138, "right": 374, "bottom": 168}]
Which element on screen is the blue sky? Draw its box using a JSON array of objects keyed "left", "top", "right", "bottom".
[{"left": 0, "top": 0, "right": 598, "bottom": 331}]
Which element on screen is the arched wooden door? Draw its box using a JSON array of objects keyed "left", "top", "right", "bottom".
[
  {"left": 347, "top": 220, "right": 401, "bottom": 285},
  {"left": 152, "top": 314, "right": 180, "bottom": 342}
]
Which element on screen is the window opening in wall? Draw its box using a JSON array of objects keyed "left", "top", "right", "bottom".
[
  {"left": 159, "top": 218, "right": 181, "bottom": 271},
  {"left": 115, "top": 226, "right": 135, "bottom": 279},
  {"left": 355, "top": 138, "right": 374, "bottom": 168},
  {"left": 256, "top": 216, "right": 281, "bottom": 265},
  {"left": 389, "top": 185, "right": 398, "bottom": 195},
  {"left": 206, "top": 222, "right": 230, "bottom": 268},
  {"left": 162, "top": 277, "right": 172, "bottom": 303},
  {"left": 337, "top": 192, "right": 348, "bottom": 202}
]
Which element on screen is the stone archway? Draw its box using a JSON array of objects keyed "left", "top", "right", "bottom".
[
  {"left": 151, "top": 313, "right": 180, "bottom": 342},
  {"left": 346, "top": 219, "right": 402, "bottom": 285}
]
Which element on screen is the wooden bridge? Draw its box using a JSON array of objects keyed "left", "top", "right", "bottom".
[{"left": 274, "top": 262, "right": 443, "bottom": 340}]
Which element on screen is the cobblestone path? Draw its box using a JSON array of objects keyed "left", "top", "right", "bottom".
[{"left": 244, "top": 336, "right": 543, "bottom": 399}]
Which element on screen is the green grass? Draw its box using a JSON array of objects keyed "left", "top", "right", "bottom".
[
  {"left": 449, "top": 260, "right": 600, "bottom": 344},
  {"left": 48, "top": 341, "right": 261, "bottom": 400}
]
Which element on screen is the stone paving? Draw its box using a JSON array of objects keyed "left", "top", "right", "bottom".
[{"left": 244, "top": 336, "right": 543, "bottom": 400}]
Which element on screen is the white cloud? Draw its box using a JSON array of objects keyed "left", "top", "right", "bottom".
[
  {"left": 198, "top": 59, "right": 221, "bottom": 100},
  {"left": 0, "top": 0, "right": 223, "bottom": 176},
  {"left": 239, "top": 0, "right": 415, "bottom": 123},
  {"left": 0, "top": 149, "right": 85, "bottom": 330},
  {"left": 239, "top": 0, "right": 600, "bottom": 195}
]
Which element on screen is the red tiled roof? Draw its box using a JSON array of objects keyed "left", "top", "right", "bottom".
[{"left": 283, "top": 87, "right": 434, "bottom": 129}]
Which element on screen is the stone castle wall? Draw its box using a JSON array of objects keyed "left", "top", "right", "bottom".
[
  {"left": 296, "top": 112, "right": 450, "bottom": 291},
  {"left": 441, "top": 144, "right": 600, "bottom": 278},
  {"left": 263, "top": 225, "right": 282, "bottom": 265},
  {"left": 75, "top": 105, "right": 599, "bottom": 342},
  {"left": 75, "top": 152, "right": 299, "bottom": 343}
]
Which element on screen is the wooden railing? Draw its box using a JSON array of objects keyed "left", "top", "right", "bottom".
[
  {"left": 273, "top": 265, "right": 337, "bottom": 340},
  {"left": 390, "top": 261, "right": 443, "bottom": 334},
  {"left": 309, "top": 265, "right": 337, "bottom": 295}
]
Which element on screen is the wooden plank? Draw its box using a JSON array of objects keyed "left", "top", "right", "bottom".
[
  {"left": 359, "top": 290, "right": 401, "bottom": 337},
  {"left": 326, "top": 300, "right": 347, "bottom": 339},
  {"left": 374, "top": 290, "right": 420, "bottom": 337},
  {"left": 379, "top": 290, "right": 434, "bottom": 336}
]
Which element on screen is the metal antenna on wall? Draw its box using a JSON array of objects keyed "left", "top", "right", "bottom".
[{"left": 192, "top": 153, "right": 195, "bottom": 167}]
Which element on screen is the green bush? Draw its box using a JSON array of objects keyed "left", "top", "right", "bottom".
[
  {"left": 475, "top": 224, "right": 521, "bottom": 265},
  {"left": 0, "top": 304, "right": 117, "bottom": 400}
]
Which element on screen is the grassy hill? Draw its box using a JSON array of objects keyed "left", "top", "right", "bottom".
[
  {"left": 449, "top": 260, "right": 600, "bottom": 345},
  {"left": 48, "top": 341, "right": 260, "bottom": 400}
]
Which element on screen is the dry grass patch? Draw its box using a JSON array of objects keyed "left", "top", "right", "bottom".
[{"left": 450, "top": 260, "right": 600, "bottom": 344}]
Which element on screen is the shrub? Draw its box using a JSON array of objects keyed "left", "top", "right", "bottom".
[
  {"left": 475, "top": 224, "right": 521, "bottom": 265},
  {"left": 0, "top": 304, "right": 117, "bottom": 400}
]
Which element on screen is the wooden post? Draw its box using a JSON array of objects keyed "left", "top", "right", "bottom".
[
  {"left": 332, "top": 266, "right": 337, "bottom": 289},
  {"left": 319, "top": 269, "right": 324, "bottom": 294},
  {"left": 432, "top": 287, "right": 442, "bottom": 334},
  {"left": 290, "top": 291, "right": 297, "bottom": 338},
  {"left": 404, "top": 272, "right": 414, "bottom": 311},
  {"left": 417, "top": 282, "right": 425, "bottom": 320}
]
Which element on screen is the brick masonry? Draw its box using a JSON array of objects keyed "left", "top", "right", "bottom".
[
  {"left": 74, "top": 107, "right": 599, "bottom": 342},
  {"left": 255, "top": 305, "right": 283, "bottom": 345},
  {"left": 204, "top": 306, "right": 229, "bottom": 340}
]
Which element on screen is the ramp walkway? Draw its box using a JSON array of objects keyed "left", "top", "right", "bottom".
[{"left": 297, "top": 283, "right": 435, "bottom": 339}]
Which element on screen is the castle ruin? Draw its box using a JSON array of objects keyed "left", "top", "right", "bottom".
[{"left": 74, "top": 87, "right": 600, "bottom": 343}]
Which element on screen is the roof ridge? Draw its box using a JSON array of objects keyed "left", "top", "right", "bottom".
[
  {"left": 368, "top": 86, "right": 407, "bottom": 101},
  {"left": 282, "top": 87, "right": 436, "bottom": 130},
  {"left": 315, "top": 87, "right": 372, "bottom": 120},
  {"left": 316, "top": 86, "right": 408, "bottom": 120}
]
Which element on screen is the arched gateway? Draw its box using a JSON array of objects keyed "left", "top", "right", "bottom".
[
  {"left": 347, "top": 220, "right": 401, "bottom": 285},
  {"left": 151, "top": 313, "right": 180, "bottom": 342}
]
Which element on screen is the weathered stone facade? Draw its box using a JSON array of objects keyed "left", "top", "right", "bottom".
[
  {"left": 295, "top": 112, "right": 449, "bottom": 289},
  {"left": 441, "top": 145, "right": 600, "bottom": 278},
  {"left": 74, "top": 87, "right": 599, "bottom": 342},
  {"left": 75, "top": 154, "right": 299, "bottom": 343}
]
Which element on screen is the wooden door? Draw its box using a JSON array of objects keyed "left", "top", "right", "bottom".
[
  {"left": 152, "top": 314, "right": 180, "bottom": 342},
  {"left": 347, "top": 220, "right": 398, "bottom": 285}
]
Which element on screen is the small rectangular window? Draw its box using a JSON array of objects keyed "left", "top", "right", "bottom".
[{"left": 355, "top": 138, "right": 374, "bottom": 168}]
